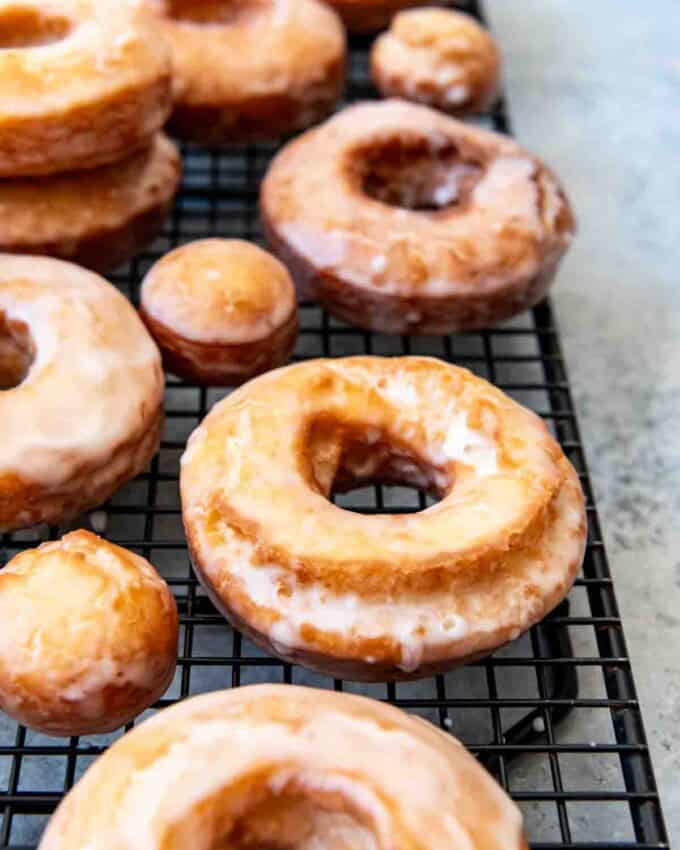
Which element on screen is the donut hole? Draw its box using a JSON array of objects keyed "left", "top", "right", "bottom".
[
  {"left": 0, "top": 7, "right": 72, "bottom": 48},
  {"left": 0, "top": 313, "right": 34, "bottom": 389},
  {"left": 161, "top": 0, "right": 268, "bottom": 25},
  {"left": 356, "top": 136, "right": 483, "bottom": 211},
  {"left": 224, "top": 783, "right": 377, "bottom": 849},
  {"left": 306, "top": 416, "right": 448, "bottom": 509}
]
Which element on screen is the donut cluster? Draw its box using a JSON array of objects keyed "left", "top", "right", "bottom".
[
  {"left": 0, "top": 3, "right": 587, "bottom": 848},
  {"left": 0, "top": 0, "right": 180, "bottom": 271}
]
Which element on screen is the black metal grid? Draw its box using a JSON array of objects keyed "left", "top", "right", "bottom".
[{"left": 0, "top": 1, "right": 668, "bottom": 847}]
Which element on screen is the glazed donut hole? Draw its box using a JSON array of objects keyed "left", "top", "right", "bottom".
[
  {"left": 0, "top": 531, "right": 178, "bottom": 737},
  {"left": 0, "top": 6, "right": 72, "bottom": 48},
  {"left": 352, "top": 134, "right": 484, "bottom": 211}
]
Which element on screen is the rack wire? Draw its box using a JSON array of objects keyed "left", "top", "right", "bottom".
[{"left": 0, "top": 1, "right": 669, "bottom": 847}]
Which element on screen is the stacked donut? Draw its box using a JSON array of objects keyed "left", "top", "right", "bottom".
[{"left": 0, "top": 0, "right": 181, "bottom": 272}]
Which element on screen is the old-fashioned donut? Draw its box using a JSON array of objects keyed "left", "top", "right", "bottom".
[
  {"left": 140, "top": 239, "right": 298, "bottom": 385},
  {"left": 0, "top": 0, "right": 172, "bottom": 177},
  {"left": 0, "top": 531, "right": 178, "bottom": 736},
  {"left": 148, "top": 0, "right": 346, "bottom": 145},
  {"left": 39, "top": 685, "right": 528, "bottom": 850},
  {"left": 371, "top": 8, "right": 501, "bottom": 115},
  {"left": 262, "top": 100, "right": 576, "bottom": 334},
  {"left": 262, "top": 100, "right": 575, "bottom": 334},
  {"left": 0, "top": 135, "right": 181, "bottom": 272},
  {"left": 0, "top": 255, "right": 164, "bottom": 531},
  {"left": 181, "top": 356, "right": 586, "bottom": 680}
]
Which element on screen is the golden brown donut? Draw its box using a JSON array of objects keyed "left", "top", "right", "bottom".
[
  {"left": 326, "top": 0, "right": 429, "bottom": 33},
  {"left": 140, "top": 239, "right": 298, "bottom": 385},
  {"left": 0, "top": 135, "right": 181, "bottom": 273},
  {"left": 262, "top": 99, "right": 576, "bottom": 334},
  {"left": 148, "top": 0, "right": 346, "bottom": 145},
  {"left": 181, "top": 356, "right": 586, "bottom": 681},
  {"left": 0, "top": 255, "right": 164, "bottom": 532},
  {"left": 39, "top": 685, "right": 528, "bottom": 850},
  {"left": 0, "top": 0, "right": 172, "bottom": 177},
  {"left": 371, "top": 8, "right": 501, "bottom": 115},
  {"left": 0, "top": 531, "right": 178, "bottom": 737}
]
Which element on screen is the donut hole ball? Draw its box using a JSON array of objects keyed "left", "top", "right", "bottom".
[
  {"left": 140, "top": 239, "right": 298, "bottom": 386},
  {"left": 0, "top": 6, "right": 71, "bottom": 48},
  {"left": 0, "top": 531, "right": 178, "bottom": 737},
  {"left": 354, "top": 134, "right": 484, "bottom": 211},
  {"left": 371, "top": 8, "right": 501, "bottom": 116}
]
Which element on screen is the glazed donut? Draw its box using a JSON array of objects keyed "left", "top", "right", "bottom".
[
  {"left": 39, "top": 685, "right": 527, "bottom": 850},
  {"left": 371, "top": 8, "right": 501, "bottom": 115},
  {"left": 140, "top": 239, "right": 298, "bottom": 385},
  {"left": 325, "top": 0, "right": 429, "bottom": 33},
  {"left": 0, "top": 0, "right": 172, "bottom": 178},
  {"left": 0, "top": 255, "right": 164, "bottom": 531},
  {"left": 147, "top": 0, "right": 346, "bottom": 145},
  {"left": 0, "top": 135, "right": 181, "bottom": 273},
  {"left": 181, "top": 356, "right": 586, "bottom": 680},
  {"left": 262, "top": 100, "right": 576, "bottom": 334},
  {"left": 0, "top": 531, "right": 178, "bottom": 737}
]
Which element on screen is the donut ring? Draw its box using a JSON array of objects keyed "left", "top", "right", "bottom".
[
  {"left": 39, "top": 685, "right": 527, "bottom": 850},
  {"left": 181, "top": 356, "right": 586, "bottom": 680},
  {"left": 0, "top": 0, "right": 172, "bottom": 177},
  {"left": 262, "top": 100, "right": 576, "bottom": 334},
  {"left": 0, "top": 135, "right": 181, "bottom": 273},
  {"left": 148, "top": 0, "right": 346, "bottom": 145},
  {"left": 140, "top": 240, "right": 298, "bottom": 386},
  {"left": 326, "top": 0, "right": 429, "bottom": 33},
  {"left": 0, "top": 256, "right": 164, "bottom": 531},
  {"left": 371, "top": 8, "right": 501, "bottom": 115},
  {"left": 0, "top": 531, "right": 178, "bottom": 737}
]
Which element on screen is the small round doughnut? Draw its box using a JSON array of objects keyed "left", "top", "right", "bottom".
[
  {"left": 181, "top": 356, "right": 586, "bottom": 680},
  {"left": 0, "top": 255, "right": 164, "bottom": 531},
  {"left": 0, "top": 0, "right": 172, "bottom": 177},
  {"left": 371, "top": 8, "right": 501, "bottom": 115},
  {"left": 140, "top": 239, "right": 298, "bottom": 385},
  {"left": 0, "top": 135, "right": 181, "bottom": 273},
  {"left": 39, "top": 685, "right": 528, "bottom": 850},
  {"left": 0, "top": 531, "right": 178, "bottom": 736},
  {"left": 326, "top": 0, "right": 429, "bottom": 33},
  {"left": 262, "top": 99, "right": 576, "bottom": 334},
  {"left": 148, "top": 0, "right": 346, "bottom": 145}
]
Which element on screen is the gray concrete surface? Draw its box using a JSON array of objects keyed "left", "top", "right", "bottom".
[{"left": 486, "top": 0, "right": 680, "bottom": 838}]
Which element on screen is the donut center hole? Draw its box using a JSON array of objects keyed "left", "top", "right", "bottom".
[
  {"left": 0, "top": 314, "right": 34, "bottom": 389},
  {"left": 162, "top": 0, "right": 268, "bottom": 24},
  {"left": 0, "top": 7, "right": 71, "bottom": 48},
  {"left": 306, "top": 417, "right": 447, "bottom": 512},
  {"left": 357, "top": 136, "right": 483, "bottom": 211},
  {"left": 225, "top": 785, "right": 376, "bottom": 850}
]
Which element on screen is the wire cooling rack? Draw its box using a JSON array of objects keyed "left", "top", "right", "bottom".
[{"left": 0, "top": 1, "right": 669, "bottom": 848}]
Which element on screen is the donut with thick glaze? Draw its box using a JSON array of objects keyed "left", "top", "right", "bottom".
[
  {"left": 261, "top": 100, "right": 576, "bottom": 334},
  {"left": 0, "top": 135, "right": 181, "bottom": 273},
  {"left": 39, "top": 685, "right": 528, "bottom": 850},
  {"left": 140, "top": 239, "right": 298, "bottom": 385},
  {"left": 0, "top": 531, "right": 178, "bottom": 736},
  {"left": 0, "top": 0, "right": 172, "bottom": 177},
  {"left": 148, "top": 0, "right": 346, "bottom": 145},
  {"left": 371, "top": 8, "right": 501, "bottom": 115},
  {"left": 181, "top": 356, "right": 586, "bottom": 680},
  {"left": 0, "top": 255, "right": 164, "bottom": 531}
]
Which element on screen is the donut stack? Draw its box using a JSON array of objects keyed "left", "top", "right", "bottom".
[{"left": 0, "top": 0, "right": 181, "bottom": 272}]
